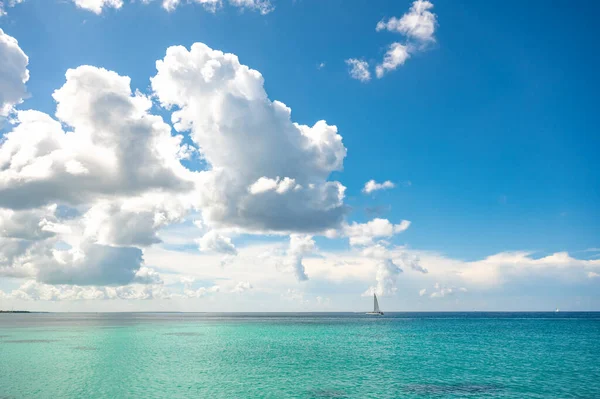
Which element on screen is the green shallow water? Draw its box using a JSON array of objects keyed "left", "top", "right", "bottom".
[{"left": 1, "top": 313, "right": 599, "bottom": 398}]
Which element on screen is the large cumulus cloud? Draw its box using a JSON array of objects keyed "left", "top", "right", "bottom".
[
  {"left": 0, "top": 66, "right": 194, "bottom": 210},
  {"left": 0, "top": 39, "right": 351, "bottom": 288},
  {"left": 151, "top": 43, "right": 348, "bottom": 234},
  {"left": 0, "top": 28, "right": 29, "bottom": 116}
]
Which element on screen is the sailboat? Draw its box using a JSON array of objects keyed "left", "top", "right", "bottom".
[{"left": 366, "top": 293, "right": 384, "bottom": 316}]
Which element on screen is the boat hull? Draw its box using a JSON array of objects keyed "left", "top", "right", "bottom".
[{"left": 365, "top": 312, "right": 384, "bottom": 316}]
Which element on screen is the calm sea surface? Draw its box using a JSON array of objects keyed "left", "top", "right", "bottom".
[{"left": 1, "top": 312, "right": 599, "bottom": 398}]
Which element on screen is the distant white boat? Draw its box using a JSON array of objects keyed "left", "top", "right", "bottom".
[
  {"left": 555, "top": 307, "right": 560, "bottom": 313},
  {"left": 366, "top": 293, "right": 384, "bottom": 316}
]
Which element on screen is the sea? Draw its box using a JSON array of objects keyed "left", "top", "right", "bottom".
[{"left": 1, "top": 312, "right": 599, "bottom": 398}]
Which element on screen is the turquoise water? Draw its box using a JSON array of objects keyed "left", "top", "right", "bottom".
[{"left": 1, "top": 313, "right": 599, "bottom": 398}]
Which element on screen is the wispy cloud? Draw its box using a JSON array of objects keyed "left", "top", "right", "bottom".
[
  {"left": 348, "top": 0, "right": 438, "bottom": 81},
  {"left": 345, "top": 58, "right": 371, "bottom": 82},
  {"left": 363, "top": 180, "right": 396, "bottom": 194}
]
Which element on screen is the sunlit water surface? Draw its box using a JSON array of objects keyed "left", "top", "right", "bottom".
[{"left": 1, "top": 312, "right": 599, "bottom": 398}]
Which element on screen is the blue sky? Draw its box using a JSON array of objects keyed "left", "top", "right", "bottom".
[{"left": 0, "top": 0, "right": 598, "bottom": 311}]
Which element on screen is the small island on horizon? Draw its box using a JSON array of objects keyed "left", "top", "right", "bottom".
[{"left": 0, "top": 310, "right": 31, "bottom": 313}]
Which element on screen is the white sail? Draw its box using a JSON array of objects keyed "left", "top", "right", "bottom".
[{"left": 366, "top": 293, "right": 383, "bottom": 315}]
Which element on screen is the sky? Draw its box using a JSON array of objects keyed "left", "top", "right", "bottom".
[{"left": 0, "top": 0, "right": 598, "bottom": 312}]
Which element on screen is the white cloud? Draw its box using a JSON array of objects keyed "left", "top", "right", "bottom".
[
  {"left": 161, "top": 0, "right": 218, "bottom": 12},
  {"left": 231, "top": 281, "right": 252, "bottom": 293},
  {"left": 0, "top": 205, "right": 61, "bottom": 241},
  {"left": 72, "top": 0, "right": 123, "bottom": 14},
  {"left": 183, "top": 284, "right": 220, "bottom": 298},
  {"left": 159, "top": 0, "right": 272, "bottom": 14},
  {"left": 419, "top": 288, "right": 427, "bottom": 296},
  {"left": 1, "top": 279, "right": 172, "bottom": 301},
  {"left": 1, "top": 0, "right": 273, "bottom": 14},
  {"left": 228, "top": 0, "right": 272, "bottom": 14},
  {"left": 588, "top": 271, "right": 599, "bottom": 278},
  {"left": 197, "top": 230, "right": 237, "bottom": 255},
  {"left": 360, "top": 244, "right": 424, "bottom": 296},
  {"left": 364, "top": 258, "right": 403, "bottom": 296},
  {"left": 282, "top": 234, "right": 315, "bottom": 281},
  {"left": 4, "top": 239, "right": 596, "bottom": 310},
  {"left": 248, "top": 176, "right": 300, "bottom": 195},
  {"left": 345, "top": 59, "right": 371, "bottom": 82},
  {"left": 151, "top": 42, "right": 347, "bottom": 234},
  {"left": 376, "top": 0, "right": 437, "bottom": 43},
  {"left": 0, "top": 64, "right": 196, "bottom": 286},
  {"left": 455, "top": 251, "right": 600, "bottom": 287},
  {"left": 0, "top": 28, "right": 29, "bottom": 116},
  {"left": 0, "top": 39, "right": 350, "bottom": 289},
  {"left": 0, "top": 0, "right": 24, "bottom": 16},
  {"left": 36, "top": 243, "right": 145, "bottom": 286},
  {"left": 375, "top": 42, "right": 410, "bottom": 78},
  {"left": 365, "top": 0, "right": 437, "bottom": 80},
  {"left": 282, "top": 288, "right": 308, "bottom": 304},
  {"left": 81, "top": 194, "right": 188, "bottom": 247},
  {"left": 430, "top": 283, "right": 467, "bottom": 298},
  {"left": 133, "top": 267, "right": 163, "bottom": 284},
  {"left": 0, "top": 67, "right": 194, "bottom": 210},
  {"left": 343, "top": 218, "right": 410, "bottom": 246},
  {"left": 362, "top": 179, "right": 395, "bottom": 194}
]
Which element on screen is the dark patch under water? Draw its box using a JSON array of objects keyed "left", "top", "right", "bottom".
[
  {"left": 73, "top": 346, "right": 97, "bottom": 351},
  {"left": 3, "top": 339, "right": 59, "bottom": 344},
  {"left": 163, "top": 332, "right": 204, "bottom": 336},
  {"left": 404, "top": 383, "right": 502, "bottom": 395},
  {"left": 308, "top": 389, "right": 348, "bottom": 398}
]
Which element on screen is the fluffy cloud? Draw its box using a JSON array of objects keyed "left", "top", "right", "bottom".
[
  {"left": 0, "top": 38, "right": 352, "bottom": 290},
  {"left": 35, "top": 243, "right": 144, "bottom": 286},
  {"left": 0, "top": 279, "right": 171, "bottom": 301},
  {"left": 375, "top": 43, "right": 410, "bottom": 78},
  {"left": 231, "top": 281, "right": 252, "bottom": 293},
  {"left": 151, "top": 42, "right": 347, "bottom": 234},
  {"left": 429, "top": 283, "right": 467, "bottom": 298},
  {"left": 361, "top": 244, "right": 425, "bottom": 296},
  {"left": 456, "top": 251, "right": 600, "bottom": 287},
  {"left": 0, "top": 57, "right": 196, "bottom": 286},
  {"left": 348, "top": 0, "right": 438, "bottom": 81},
  {"left": 0, "top": 29, "right": 29, "bottom": 116},
  {"left": 0, "top": 67, "right": 194, "bottom": 210},
  {"left": 72, "top": 0, "right": 123, "bottom": 14},
  {"left": 362, "top": 179, "right": 395, "bottom": 194},
  {"left": 281, "top": 234, "right": 315, "bottom": 281},
  {"left": 345, "top": 59, "right": 371, "bottom": 82},
  {"left": 0, "top": 0, "right": 24, "bottom": 16},
  {"left": 82, "top": 195, "right": 189, "bottom": 248},
  {"left": 374, "top": 1, "right": 437, "bottom": 78},
  {"left": 344, "top": 218, "right": 410, "bottom": 246},
  {"left": 248, "top": 176, "right": 301, "bottom": 195},
  {"left": 229, "top": 0, "right": 272, "bottom": 14},
  {"left": 365, "top": 258, "right": 403, "bottom": 296},
  {"left": 0, "top": 205, "right": 63, "bottom": 241},
  {"left": 376, "top": 0, "right": 437, "bottom": 43},
  {"left": 197, "top": 230, "right": 237, "bottom": 255},
  {"left": 183, "top": 282, "right": 220, "bottom": 298}
]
